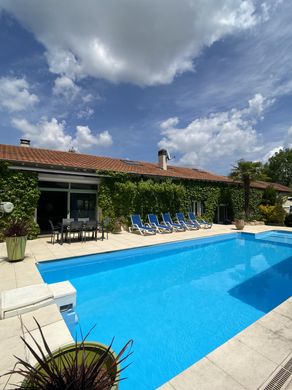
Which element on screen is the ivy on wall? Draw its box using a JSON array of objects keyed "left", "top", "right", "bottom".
[
  {"left": 229, "top": 186, "right": 263, "bottom": 220},
  {"left": 98, "top": 176, "right": 189, "bottom": 222},
  {"left": 98, "top": 171, "right": 267, "bottom": 225},
  {"left": 0, "top": 162, "right": 40, "bottom": 240},
  {"left": 184, "top": 181, "right": 221, "bottom": 220},
  {"left": 99, "top": 172, "right": 236, "bottom": 223}
]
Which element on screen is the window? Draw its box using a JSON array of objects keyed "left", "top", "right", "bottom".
[
  {"left": 70, "top": 193, "right": 96, "bottom": 220},
  {"left": 38, "top": 181, "right": 69, "bottom": 189},
  {"left": 70, "top": 183, "right": 97, "bottom": 190},
  {"left": 120, "top": 159, "right": 143, "bottom": 166},
  {"left": 217, "top": 204, "right": 228, "bottom": 223},
  {"left": 192, "top": 201, "right": 205, "bottom": 216}
]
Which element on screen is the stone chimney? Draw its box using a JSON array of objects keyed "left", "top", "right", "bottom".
[
  {"left": 158, "top": 149, "right": 168, "bottom": 170},
  {"left": 20, "top": 139, "right": 30, "bottom": 147}
]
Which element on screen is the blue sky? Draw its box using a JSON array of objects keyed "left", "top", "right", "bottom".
[{"left": 0, "top": 0, "right": 291, "bottom": 174}]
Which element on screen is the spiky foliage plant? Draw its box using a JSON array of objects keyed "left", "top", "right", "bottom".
[
  {"left": 2, "top": 318, "right": 133, "bottom": 389},
  {"left": 4, "top": 220, "right": 29, "bottom": 237}
]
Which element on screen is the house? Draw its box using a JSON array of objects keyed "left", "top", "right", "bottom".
[
  {"left": 283, "top": 197, "right": 292, "bottom": 214},
  {"left": 0, "top": 141, "right": 291, "bottom": 232}
]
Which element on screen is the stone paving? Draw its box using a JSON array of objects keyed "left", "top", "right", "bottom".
[
  {"left": 159, "top": 298, "right": 292, "bottom": 390},
  {"left": 0, "top": 224, "right": 291, "bottom": 389}
]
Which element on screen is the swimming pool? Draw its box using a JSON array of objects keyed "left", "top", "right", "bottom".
[{"left": 38, "top": 231, "right": 292, "bottom": 390}]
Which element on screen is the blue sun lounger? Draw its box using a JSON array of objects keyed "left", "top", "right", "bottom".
[
  {"left": 188, "top": 211, "right": 212, "bottom": 229},
  {"left": 162, "top": 212, "right": 186, "bottom": 231},
  {"left": 130, "top": 214, "right": 156, "bottom": 235},
  {"left": 148, "top": 214, "right": 172, "bottom": 233},
  {"left": 176, "top": 212, "right": 199, "bottom": 230}
]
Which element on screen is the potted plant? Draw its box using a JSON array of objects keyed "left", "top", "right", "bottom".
[
  {"left": 4, "top": 219, "right": 29, "bottom": 261},
  {"left": 234, "top": 212, "right": 245, "bottom": 230},
  {"left": 2, "top": 319, "right": 133, "bottom": 389},
  {"left": 111, "top": 217, "right": 126, "bottom": 234}
]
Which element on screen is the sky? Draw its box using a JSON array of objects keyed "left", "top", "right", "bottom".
[{"left": 0, "top": 0, "right": 291, "bottom": 175}]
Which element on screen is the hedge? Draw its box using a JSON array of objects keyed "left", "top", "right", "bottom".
[{"left": 98, "top": 172, "right": 265, "bottom": 225}]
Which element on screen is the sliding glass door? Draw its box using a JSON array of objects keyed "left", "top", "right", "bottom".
[{"left": 70, "top": 193, "right": 96, "bottom": 220}]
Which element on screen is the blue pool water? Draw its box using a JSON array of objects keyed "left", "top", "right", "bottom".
[{"left": 38, "top": 231, "right": 292, "bottom": 390}]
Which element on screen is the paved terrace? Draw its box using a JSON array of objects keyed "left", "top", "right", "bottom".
[{"left": 0, "top": 224, "right": 292, "bottom": 389}]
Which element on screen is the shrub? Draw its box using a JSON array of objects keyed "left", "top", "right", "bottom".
[
  {"left": 0, "top": 162, "right": 40, "bottom": 241},
  {"left": 259, "top": 204, "right": 286, "bottom": 225},
  {"left": 261, "top": 186, "right": 277, "bottom": 206},
  {"left": 4, "top": 220, "right": 29, "bottom": 237},
  {"left": 234, "top": 211, "right": 245, "bottom": 220},
  {"left": 258, "top": 205, "right": 273, "bottom": 223}
]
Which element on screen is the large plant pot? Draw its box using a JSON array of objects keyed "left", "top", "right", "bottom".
[
  {"left": 112, "top": 221, "right": 122, "bottom": 234},
  {"left": 5, "top": 235, "right": 27, "bottom": 261},
  {"left": 22, "top": 342, "right": 120, "bottom": 389},
  {"left": 234, "top": 219, "right": 245, "bottom": 230}
]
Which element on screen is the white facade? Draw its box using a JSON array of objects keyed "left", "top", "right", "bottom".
[{"left": 283, "top": 197, "right": 292, "bottom": 213}]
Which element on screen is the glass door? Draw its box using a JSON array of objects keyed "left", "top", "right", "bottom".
[
  {"left": 37, "top": 191, "right": 68, "bottom": 232},
  {"left": 70, "top": 193, "right": 96, "bottom": 220},
  {"left": 218, "top": 204, "right": 227, "bottom": 223}
]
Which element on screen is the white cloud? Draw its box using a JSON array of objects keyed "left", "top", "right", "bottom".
[
  {"left": 0, "top": 0, "right": 262, "bottom": 86},
  {"left": 52, "top": 76, "right": 80, "bottom": 99},
  {"left": 244, "top": 93, "right": 274, "bottom": 119},
  {"left": 73, "top": 126, "right": 112, "bottom": 149},
  {"left": 262, "top": 146, "right": 283, "bottom": 162},
  {"left": 82, "top": 94, "right": 94, "bottom": 103},
  {"left": 11, "top": 117, "right": 113, "bottom": 151},
  {"left": 11, "top": 117, "right": 72, "bottom": 150},
  {"left": 160, "top": 117, "right": 179, "bottom": 130},
  {"left": 158, "top": 94, "right": 273, "bottom": 167},
  {"left": 286, "top": 126, "right": 292, "bottom": 148},
  {"left": 0, "top": 76, "right": 39, "bottom": 112},
  {"left": 77, "top": 107, "right": 94, "bottom": 119},
  {"left": 262, "top": 126, "right": 292, "bottom": 161}
]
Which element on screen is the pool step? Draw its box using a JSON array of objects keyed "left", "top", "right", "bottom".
[{"left": 0, "top": 281, "right": 76, "bottom": 319}]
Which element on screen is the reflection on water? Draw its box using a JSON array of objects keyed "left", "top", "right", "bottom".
[{"left": 229, "top": 255, "right": 292, "bottom": 312}]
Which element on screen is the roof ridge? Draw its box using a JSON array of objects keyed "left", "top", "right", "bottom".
[
  {"left": 2, "top": 144, "right": 290, "bottom": 192},
  {"left": 0, "top": 143, "right": 228, "bottom": 178},
  {"left": 0, "top": 143, "right": 167, "bottom": 167},
  {"left": 0, "top": 143, "right": 129, "bottom": 162}
]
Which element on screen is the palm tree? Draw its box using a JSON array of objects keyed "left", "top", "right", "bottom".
[{"left": 229, "top": 160, "right": 266, "bottom": 219}]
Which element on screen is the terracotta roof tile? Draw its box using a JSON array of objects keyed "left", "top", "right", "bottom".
[
  {"left": 0, "top": 144, "right": 230, "bottom": 182},
  {"left": 251, "top": 180, "right": 291, "bottom": 192},
  {"left": 0, "top": 144, "right": 291, "bottom": 193}
]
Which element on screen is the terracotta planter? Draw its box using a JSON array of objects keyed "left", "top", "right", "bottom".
[
  {"left": 234, "top": 219, "right": 245, "bottom": 230},
  {"left": 5, "top": 235, "right": 27, "bottom": 261},
  {"left": 22, "top": 342, "right": 120, "bottom": 389}
]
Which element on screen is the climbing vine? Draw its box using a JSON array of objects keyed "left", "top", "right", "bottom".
[
  {"left": 0, "top": 162, "right": 40, "bottom": 241},
  {"left": 98, "top": 172, "right": 228, "bottom": 224},
  {"left": 229, "top": 185, "right": 263, "bottom": 220},
  {"left": 98, "top": 171, "right": 267, "bottom": 225}
]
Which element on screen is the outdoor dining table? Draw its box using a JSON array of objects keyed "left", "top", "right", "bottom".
[{"left": 59, "top": 221, "right": 105, "bottom": 244}]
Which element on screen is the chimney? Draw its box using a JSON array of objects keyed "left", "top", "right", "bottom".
[
  {"left": 158, "top": 149, "right": 168, "bottom": 170},
  {"left": 20, "top": 139, "right": 30, "bottom": 147}
]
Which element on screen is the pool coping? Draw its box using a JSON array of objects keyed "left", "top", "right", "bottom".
[
  {"left": 0, "top": 224, "right": 292, "bottom": 389},
  {"left": 158, "top": 297, "right": 292, "bottom": 390},
  {"left": 36, "top": 231, "right": 239, "bottom": 271},
  {"left": 37, "top": 229, "right": 238, "bottom": 263}
]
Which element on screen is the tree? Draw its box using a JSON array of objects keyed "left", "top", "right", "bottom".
[
  {"left": 261, "top": 185, "right": 277, "bottom": 206},
  {"left": 265, "top": 148, "right": 292, "bottom": 187},
  {"left": 229, "top": 160, "right": 265, "bottom": 218}
]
